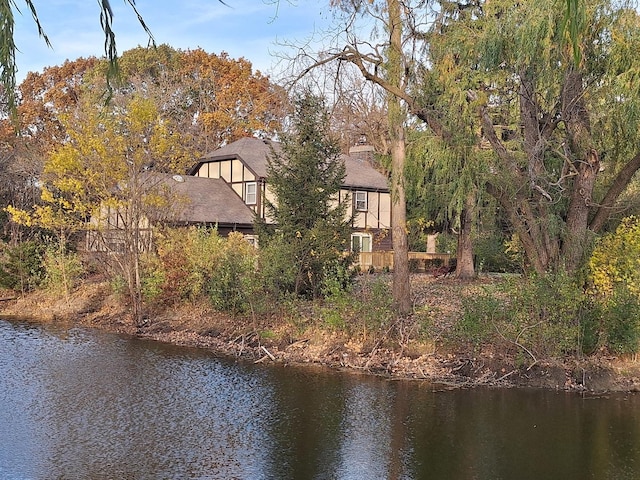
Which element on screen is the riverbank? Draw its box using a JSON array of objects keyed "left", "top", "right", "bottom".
[{"left": 2, "top": 273, "right": 640, "bottom": 393}]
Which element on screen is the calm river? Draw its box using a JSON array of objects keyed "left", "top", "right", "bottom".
[{"left": 2, "top": 318, "right": 640, "bottom": 480}]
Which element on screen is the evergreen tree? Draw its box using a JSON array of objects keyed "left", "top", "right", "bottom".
[{"left": 256, "top": 92, "right": 352, "bottom": 298}]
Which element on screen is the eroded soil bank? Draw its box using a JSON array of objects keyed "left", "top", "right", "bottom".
[{"left": 2, "top": 274, "right": 640, "bottom": 393}]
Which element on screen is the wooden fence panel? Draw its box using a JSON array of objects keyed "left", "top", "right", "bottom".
[{"left": 357, "top": 251, "right": 452, "bottom": 271}]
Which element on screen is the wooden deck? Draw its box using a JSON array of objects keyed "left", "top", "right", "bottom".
[{"left": 357, "top": 251, "right": 452, "bottom": 271}]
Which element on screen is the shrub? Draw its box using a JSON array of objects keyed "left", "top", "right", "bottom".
[
  {"left": 474, "top": 232, "right": 521, "bottom": 273},
  {"left": 318, "top": 276, "right": 394, "bottom": 339},
  {"left": 588, "top": 217, "right": 640, "bottom": 354},
  {"left": 458, "top": 272, "right": 587, "bottom": 358},
  {"left": 140, "top": 253, "right": 165, "bottom": 302},
  {"left": 589, "top": 216, "right": 640, "bottom": 299},
  {"left": 208, "top": 232, "right": 258, "bottom": 315},
  {"left": 256, "top": 237, "right": 299, "bottom": 300},
  {"left": 42, "top": 246, "right": 84, "bottom": 296},
  {"left": 601, "top": 288, "right": 640, "bottom": 354},
  {"left": 151, "top": 227, "right": 261, "bottom": 314},
  {"left": 0, "top": 241, "right": 45, "bottom": 292},
  {"left": 153, "top": 226, "right": 226, "bottom": 304}
]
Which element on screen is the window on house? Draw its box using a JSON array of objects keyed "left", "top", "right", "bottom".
[
  {"left": 245, "top": 182, "right": 257, "bottom": 205},
  {"left": 351, "top": 233, "right": 372, "bottom": 253},
  {"left": 354, "top": 191, "right": 368, "bottom": 211}
]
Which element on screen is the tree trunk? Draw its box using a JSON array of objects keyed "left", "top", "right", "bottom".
[
  {"left": 455, "top": 191, "right": 476, "bottom": 279},
  {"left": 390, "top": 131, "right": 411, "bottom": 314},
  {"left": 563, "top": 148, "right": 599, "bottom": 271},
  {"left": 562, "top": 70, "right": 598, "bottom": 272},
  {"left": 388, "top": 0, "right": 411, "bottom": 315},
  {"left": 589, "top": 151, "right": 640, "bottom": 233}
]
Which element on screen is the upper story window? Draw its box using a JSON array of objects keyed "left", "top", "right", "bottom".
[
  {"left": 354, "top": 191, "right": 368, "bottom": 211},
  {"left": 245, "top": 182, "right": 257, "bottom": 205}
]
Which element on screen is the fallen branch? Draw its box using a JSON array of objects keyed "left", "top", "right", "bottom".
[
  {"left": 495, "top": 369, "right": 517, "bottom": 383},
  {"left": 261, "top": 346, "right": 276, "bottom": 361},
  {"left": 285, "top": 338, "right": 310, "bottom": 350}
]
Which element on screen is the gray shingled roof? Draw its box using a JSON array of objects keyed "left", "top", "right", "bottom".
[
  {"left": 341, "top": 153, "right": 389, "bottom": 190},
  {"left": 154, "top": 174, "right": 255, "bottom": 226},
  {"left": 196, "top": 137, "right": 389, "bottom": 191},
  {"left": 199, "top": 137, "right": 276, "bottom": 178}
]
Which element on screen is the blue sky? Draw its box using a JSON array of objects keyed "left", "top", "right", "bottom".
[{"left": 14, "top": 0, "right": 335, "bottom": 81}]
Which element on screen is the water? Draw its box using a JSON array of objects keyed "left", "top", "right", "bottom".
[{"left": 1, "top": 318, "right": 640, "bottom": 480}]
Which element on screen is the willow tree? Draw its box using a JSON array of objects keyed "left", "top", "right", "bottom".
[
  {"left": 294, "top": 0, "right": 487, "bottom": 286},
  {"left": 424, "top": 0, "right": 640, "bottom": 273},
  {"left": 0, "top": 0, "right": 159, "bottom": 116}
]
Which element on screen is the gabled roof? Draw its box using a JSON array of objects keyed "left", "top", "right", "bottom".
[
  {"left": 153, "top": 174, "right": 255, "bottom": 226},
  {"left": 194, "top": 137, "right": 390, "bottom": 191},
  {"left": 198, "top": 137, "right": 275, "bottom": 178},
  {"left": 341, "top": 153, "right": 389, "bottom": 190}
]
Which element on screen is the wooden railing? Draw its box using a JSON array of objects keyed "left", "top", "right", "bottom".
[{"left": 357, "top": 251, "right": 452, "bottom": 271}]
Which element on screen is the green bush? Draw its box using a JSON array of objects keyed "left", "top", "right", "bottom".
[
  {"left": 588, "top": 217, "right": 640, "bottom": 354},
  {"left": 208, "top": 232, "right": 258, "bottom": 315},
  {"left": 318, "top": 276, "right": 394, "bottom": 339},
  {"left": 474, "top": 232, "right": 521, "bottom": 273},
  {"left": 0, "top": 241, "right": 45, "bottom": 292},
  {"left": 578, "top": 299, "right": 602, "bottom": 355},
  {"left": 458, "top": 272, "right": 587, "bottom": 358},
  {"left": 590, "top": 216, "right": 640, "bottom": 299},
  {"left": 42, "top": 246, "right": 85, "bottom": 295},
  {"left": 153, "top": 226, "right": 226, "bottom": 304},
  {"left": 140, "top": 253, "right": 165, "bottom": 302},
  {"left": 151, "top": 227, "right": 260, "bottom": 314},
  {"left": 457, "top": 293, "right": 501, "bottom": 343},
  {"left": 255, "top": 237, "right": 298, "bottom": 301},
  {"left": 601, "top": 288, "right": 640, "bottom": 354}
]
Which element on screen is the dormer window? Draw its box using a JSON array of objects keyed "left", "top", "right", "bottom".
[
  {"left": 245, "top": 182, "right": 257, "bottom": 205},
  {"left": 354, "top": 191, "right": 367, "bottom": 211}
]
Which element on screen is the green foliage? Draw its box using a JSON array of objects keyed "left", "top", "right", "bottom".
[
  {"left": 458, "top": 272, "right": 588, "bottom": 358},
  {"left": 321, "top": 260, "right": 357, "bottom": 299},
  {"left": 318, "top": 276, "right": 394, "bottom": 339},
  {"left": 436, "top": 233, "right": 457, "bottom": 256},
  {"left": 417, "top": 0, "right": 640, "bottom": 274},
  {"left": 588, "top": 220, "right": 640, "bottom": 353},
  {"left": 153, "top": 227, "right": 256, "bottom": 310},
  {"left": 474, "top": 231, "right": 521, "bottom": 273},
  {"left": 109, "top": 274, "right": 128, "bottom": 297},
  {"left": 0, "top": 241, "right": 44, "bottom": 292},
  {"left": 589, "top": 216, "right": 640, "bottom": 300},
  {"left": 152, "top": 227, "right": 223, "bottom": 304},
  {"left": 208, "top": 233, "right": 258, "bottom": 315},
  {"left": 140, "top": 253, "right": 165, "bottom": 302},
  {"left": 457, "top": 293, "right": 501, "bottom": 344},
  {"left": 42, "top": 246, "right": 84, "bottom": 296},
  {"left": 152, "top": 227, "right": 260, "bottom": 315},
  {"left": 255, "top": 237, "right": 299, "bottom": 299},
  {"left": 601, "top": 287, "right": 640, "bottom": 354},
  {"left": 255, "top": 91, "right": 352, "bottom": 299}
]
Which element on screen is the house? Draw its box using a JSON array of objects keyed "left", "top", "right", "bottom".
[
  {"left": 153, "top": 174, "right": 255, "bottom": 236},
  {"left": 85, "top": 173, "right": 256, "bottom": 252},
  {"left": 188, "top": 137, "right": 392, "bottom": 252}
]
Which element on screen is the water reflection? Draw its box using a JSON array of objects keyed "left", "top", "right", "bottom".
[{"left": 1, "top": 318, "right": 640, "bottom": 479}]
